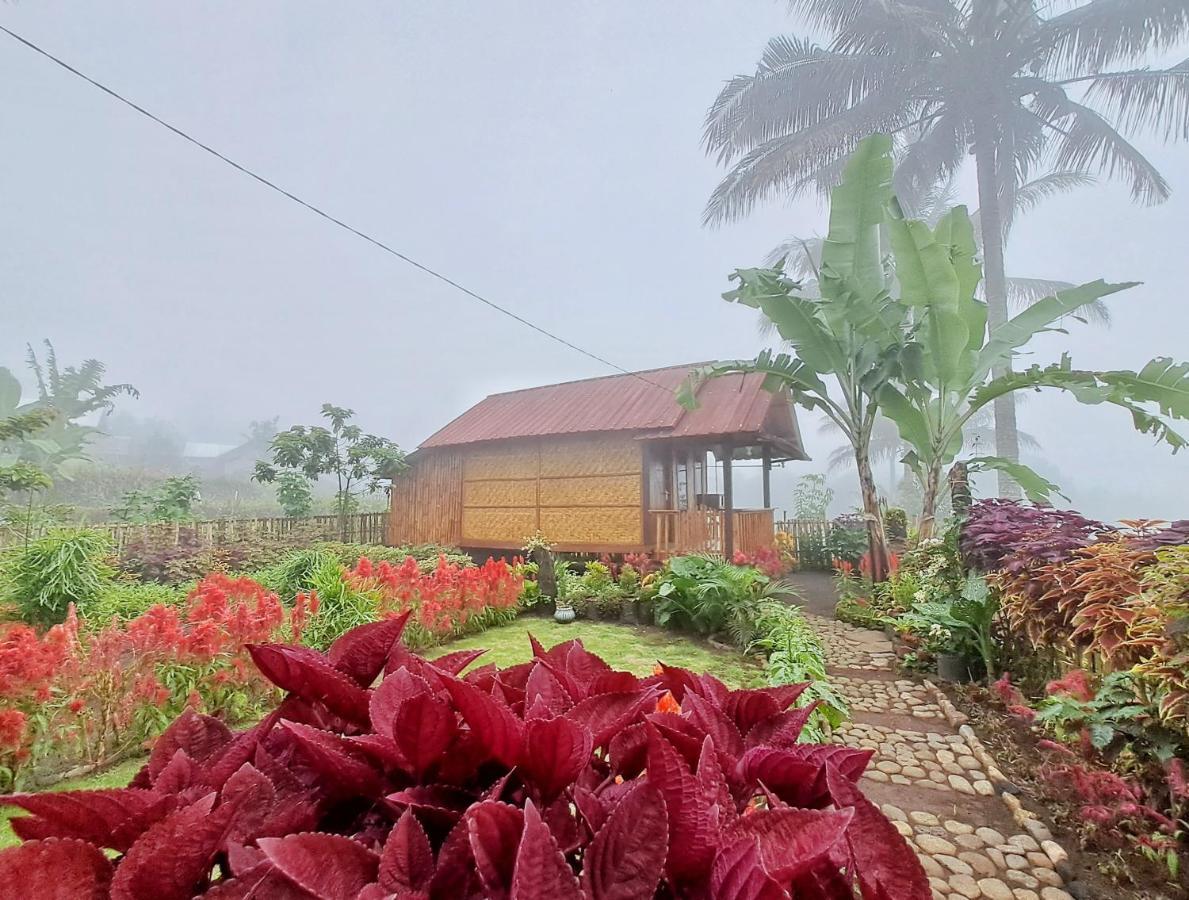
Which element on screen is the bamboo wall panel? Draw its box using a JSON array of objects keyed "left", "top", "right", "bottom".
[
  {"left": 388, "top": 450, "right": 463, "bottom": 546},
  {"left": 539, "top": 436, "right": 641, "bottom": 477},
  {"left": 463, "top": 446, "right": 539, "bottom": 481},
  {"left": 538, "top": 474, "right": 640, "bottom": 508},
  {"left": 540, "top": 507, "right": 641, "bottom": 545},
  {"left": 462, "top": 507, "right": 538, "bottom": 543},
  {"left": 462, "top": 479, "right": 537, "bottom": 509}
]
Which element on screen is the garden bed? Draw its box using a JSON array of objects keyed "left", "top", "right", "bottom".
[{"left": 946, "top": 684, "right": 1187, "bottom": 900}]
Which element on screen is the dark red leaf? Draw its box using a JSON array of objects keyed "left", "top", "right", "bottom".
[
  {"left": 567, "top": 691, "right": 654, "bottom": 749},
  {"left": 280, "top": 720, "right": 383, "bottom": 797},
  {"left": 1, "top": 788, "right": 164, "bottom": 853},
  {"left": 429, "top": 811, "right": 479, "bottom": 899},
  {"left": 328, "top": 612, "right": 412, "bottom": 685},
  {"left": 523, "top": 664, "right": 573, "bottom": 718},
  {"left": 723, "top": 806, "right": 852, "bottom": 882},
  {"left": 607, "top": 721, "right": 650, "bottom": 778},
  {"left": 466, "top": 800, "right": 524, "bottom": 900},
  {"left": 581, "top": 782, "right": 668, "bottom": 900},
  {"left": 520, "top": 716, "right": 593, "bottom": 801},
  {"left": 824, "top": 766, "right": 932, "bottom": 900},
  {"left": 0, "top": 838, "right": 113, "bottom": 899},
  {"left": 737, "top": 748, "right": 827, "bottom": 808},
  {"left": 511, "top": 800, "right": 582, "bottom": 899},
  {"left": 723, "top": 684, "right": 808, "bottom": 733},
  {"left": 249, "top": 643, "right": 372, "bottom": 723},
  {"left": 646, "top": 729, "right": 718, "bottom": 882},
  {"left": 370, "top": 667, "right": 435, "bottom": 738},
  {"left": 743, "top": 702, "right": 820, "bottom": 749},
  {"left": 683, "top": 690, "right": 745, "bottom": 759},
  {"left": 148, "top": 709, "right": 232, "bottom": 778},
  {"left": 152, "top": 748, "right": 197, "bottom": 794},
  {"left": 221, "top": 763, "right": 277, "bottom": 842},
  {"left": 393, "top": 692, "right": 458, "bottom": 778},
  {"left": 111, "top": 793, "right": 232, "bottom": 900},
  {"left": 443, "top": 676, "right": 525, "bottom": 767},
  {"left": 259, "top": 832, "right": 380, "bottom": 900},
  {"left": 380, "top": 808, "right": 436, "bottom": 893},
  {"left": 428, "top": 647, "right": 487, "bottom": 676},
  {"left": 709, "top": 836, "right": 787, "bottom": 900}
]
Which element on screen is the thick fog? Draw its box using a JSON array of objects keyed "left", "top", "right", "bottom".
[{"left": 3, "top": 1, "right": 1186, "bottom": 522}]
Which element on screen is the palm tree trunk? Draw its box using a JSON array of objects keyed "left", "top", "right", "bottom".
[
  {"left": 973, "top": 117, "right": 1021, "bottom": 499},
  {"left": 855, "top": 450, "right": 889, "bottom": 580}
]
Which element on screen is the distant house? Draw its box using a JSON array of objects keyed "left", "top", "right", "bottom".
[{"left": 388, "top": 364, "right": 809, "bottom": 557}]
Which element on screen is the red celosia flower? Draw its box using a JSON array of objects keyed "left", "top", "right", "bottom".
[
  {"left": 1045, "top": 669, "right": 1094, "bottom": 702},
  {"left": 0, "top": 709, "right": 27, "bottom": 751}
]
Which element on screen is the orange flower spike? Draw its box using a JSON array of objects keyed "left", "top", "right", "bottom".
[{"left": 656, "top": 691, "right": 681, "bottom": 715}]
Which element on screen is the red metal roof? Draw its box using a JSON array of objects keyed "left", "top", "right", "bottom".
[{"left": 418, "top": 364, "right": 806, "bottom": 458}]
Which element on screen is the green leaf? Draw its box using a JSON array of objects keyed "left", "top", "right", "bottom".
[
  {"left": 1088, "top": 723, "right": 1115, "bottom": 750},
  {"left": 966, "top": 456, "right": 1068, "bottom": 504},
  {"left": 973, "top": 280, "right": 1138, "bottom": 383},
  {"left": 820, "top": 133, "right": 893, "bottom": 301},
  {"left": 1099, "top": 357, "right": 1189, "bottom": 420},
  {"left": 879, "top": 384, "right": 932, "bottom": 457}
]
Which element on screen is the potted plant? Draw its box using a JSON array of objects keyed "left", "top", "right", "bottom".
[{"left": 554, "top": 600, "right": 576, "bottom": 623}]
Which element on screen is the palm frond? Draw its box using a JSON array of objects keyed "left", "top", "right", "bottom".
[
  {"left": 1043, "top": 98, "right": 1171, "bottom": 204},
  {"left": 1042, "top": 0, "right": 1189, "bottom": 74},
  {"left": 703, "top": 36, "right": 916, "bottom": 163},
  {"left": 703, "top": 102, "right": 920, "bottom": 224},
  {"left": 1082, "top": 62, "right": 1189, "bottom": 142}
]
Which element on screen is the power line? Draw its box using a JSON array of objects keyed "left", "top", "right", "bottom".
[{"left": 0, "top": 24, "right": 672, "bottom": 393}]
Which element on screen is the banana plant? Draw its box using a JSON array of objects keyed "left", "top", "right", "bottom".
[
  {"left": 881, "top": 195, "right": 1189, "bottom": 535},
  {"left": 680, "top": 134, "right": 908, "bottom": 579}
]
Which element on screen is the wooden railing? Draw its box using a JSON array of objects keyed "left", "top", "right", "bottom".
[
  {"left": 651, "top": 508, "right": 775, "bottom": 556},
  {"left": 0, "top": 512, "right": 391, "bottom": 551}
]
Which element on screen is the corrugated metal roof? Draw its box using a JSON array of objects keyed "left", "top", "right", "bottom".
[{"left": 418, "top": 363, "right": 803, "bottom": 455}]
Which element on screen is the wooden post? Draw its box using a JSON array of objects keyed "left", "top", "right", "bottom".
[
  {"left": 761, "top": 446, "right": 772, "bottom": 509},
  {"left": 722, "top": 443, "right": 734, "bottom": 559}
]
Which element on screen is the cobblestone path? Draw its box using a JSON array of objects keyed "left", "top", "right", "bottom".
[{"left": 807, "top": 614, "right": 1076, "bottom": 900}]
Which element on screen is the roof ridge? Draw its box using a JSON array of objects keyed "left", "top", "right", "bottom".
[{"left": 480, "top": 361, "right": 716, "bottom": 398}]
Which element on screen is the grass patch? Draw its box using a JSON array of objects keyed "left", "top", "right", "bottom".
[
  {"left": 432, "top": 618, "right": 764, "bottom": 688},
  {"left": 1, "top": 755, "right": 145, "bottom": 849}
]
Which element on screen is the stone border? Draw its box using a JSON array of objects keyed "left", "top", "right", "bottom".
[{"left": 923, "top": 679, "right": 1072, "bottom": 879}]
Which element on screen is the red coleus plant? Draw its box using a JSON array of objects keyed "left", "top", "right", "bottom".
[{"left": 0, "top": 615, "right": 929, "bottom": 898}]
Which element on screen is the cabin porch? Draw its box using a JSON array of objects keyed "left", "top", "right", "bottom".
[{"left": 642, "top": 437, "right": 799, "bottom": 558}]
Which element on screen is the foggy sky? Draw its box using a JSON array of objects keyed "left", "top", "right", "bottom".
[{"left": 3, "top": 2, "right": 1187, "bottom": 522}]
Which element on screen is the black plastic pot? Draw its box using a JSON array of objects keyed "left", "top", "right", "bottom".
[{"left": 936, "top": 652, "right": 973, "bottom": 683}]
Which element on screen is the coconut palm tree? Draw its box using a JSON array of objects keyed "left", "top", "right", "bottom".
[{"left": 704, "top": 0, "right": 1189, "bottom": 493}]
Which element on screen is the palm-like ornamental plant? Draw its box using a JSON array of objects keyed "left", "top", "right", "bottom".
[
  {"left": 690, "top": 135, "right": 1189, "bottom": 554},
  {"left": 704, "top": 0, "right": 1189, "bottom": 492}
]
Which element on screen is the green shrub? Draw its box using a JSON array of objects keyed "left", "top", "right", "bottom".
[
  {"left": 81, "top": 580, "right": 183, "bottom": 625},
  {"left": 748, "top": 599, "right": 848, "bottom": 740},
  {"left": 653, "top": 555, "right": 771, "bottom": 645},
  {"left": 884, "top": 507, "right": 908, "bottom": 540},
  {"left": 261, "top": 547, "right": 341, "bottom": 603},
  {"left": 297, "top": 560, "right": 379, "bottom": 650},
  {"left": 3, "top": 529, "right": 114, "bottom": 625},
  {"left": 617, "top": 563, "right": 640, "bottom": 595},
  {"left": 823, "top": 517, "right": 868, "bottom": 565}
]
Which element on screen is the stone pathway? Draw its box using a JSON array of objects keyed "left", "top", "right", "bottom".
[{"left": 807, "top": 614, "right": 1075, "bottom": 900}]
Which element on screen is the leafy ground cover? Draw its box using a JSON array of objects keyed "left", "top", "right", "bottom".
[{"left": 433, "top": 618, "right": 766, "bottom": 688}]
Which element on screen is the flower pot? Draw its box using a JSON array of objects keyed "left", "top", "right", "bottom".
[
  {"left": 636, "top": 599, "right": 654, "bottom": 626},
  {"left": 554, "top": 605, "right": 576, "bottom": 624},
  {"left": 935, "top": 652, "right": 972, "bottom": 683},
  {"left": 620, "top": 601, "right": 637, "bottom": 624}
]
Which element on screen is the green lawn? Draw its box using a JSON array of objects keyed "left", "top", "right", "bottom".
[
  {"left": 1, "top": 755, "right": 145, "bottom": 849},
  {"left": 432, "top": 618, "right": 765, "bottom": 688},
  {"left": 1, "top": 619, "right": 759, "bottom": 851}
]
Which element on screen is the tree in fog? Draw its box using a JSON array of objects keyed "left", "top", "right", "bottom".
[{"left": 704, "top": 0, "right": 1189, "bottom": 494}]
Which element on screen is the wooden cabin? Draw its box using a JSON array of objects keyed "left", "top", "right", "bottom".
[{"left": 387, "top": 364, "right": 808, "bottom": 557}]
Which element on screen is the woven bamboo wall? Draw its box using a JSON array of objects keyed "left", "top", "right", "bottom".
[
  {"left": 455, "top": 434, "right": 643, "bottom": 549},
  {"left": 388, "top": 450, "right": 463, "bottom": 546}
]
